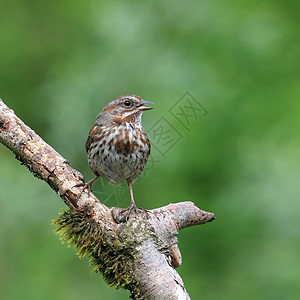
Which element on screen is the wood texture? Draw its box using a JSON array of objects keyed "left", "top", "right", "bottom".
[{"left": 0, "top": 99, "right": 215, "bottom": 299}]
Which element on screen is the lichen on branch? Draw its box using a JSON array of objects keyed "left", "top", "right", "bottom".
[
  {"left": 54, "top": 205, "right": 139, "bottom": 293},
  {"left": 0, "top": 98, "right": 215, "bottom": 299}
]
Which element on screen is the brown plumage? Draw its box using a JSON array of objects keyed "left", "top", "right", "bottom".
[{"left": 83, "top": 95, "right": 153, "bottom": 218}]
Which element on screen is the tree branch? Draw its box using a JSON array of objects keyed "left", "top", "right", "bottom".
[{"left": 0, "top": 99, "right": 215, "bottom": 300}]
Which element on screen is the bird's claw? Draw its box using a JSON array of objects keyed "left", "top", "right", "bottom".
[
  {"left": 75, "top": 182, "right": 92, "bottom": 201},
  {"left": 112, "top": 205, "right": 151, "bottom": 223},
  {"left": 120, "top": 203, "right": 137, "bottom": 222}
]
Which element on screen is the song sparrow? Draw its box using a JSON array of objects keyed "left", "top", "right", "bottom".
[{"left": 83, "top": 95, "right": 153, "bottom": 218}]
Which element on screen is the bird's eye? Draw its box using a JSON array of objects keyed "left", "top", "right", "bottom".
[{"left": 124, "top": 100, "right": 131, "bottom": 107}]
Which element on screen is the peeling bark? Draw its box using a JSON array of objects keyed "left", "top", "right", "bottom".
[{"left": 0, "top": 99, "right": 215, "bottom": 299}]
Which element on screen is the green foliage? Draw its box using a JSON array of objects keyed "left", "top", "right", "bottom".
[
  {"left": 53, "top": 206, "right": 139, "bottom": 293},
  {"left": 0, "top": 0, "right": 299, "bottom": 299}
]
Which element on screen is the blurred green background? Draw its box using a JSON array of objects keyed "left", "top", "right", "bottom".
[{"left": 0, "top": 0, "right": 299, "bottom": 299}]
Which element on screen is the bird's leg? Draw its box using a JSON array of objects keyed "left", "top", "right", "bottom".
[
  {"left": 128, "top": 180, "right": 137, "bottom": 212},
  {"left": 120, "top": 180, "right": 138, "bottom": 221},
  {"left": 75, "top": 176, "right": 99, "bottom": 200}
]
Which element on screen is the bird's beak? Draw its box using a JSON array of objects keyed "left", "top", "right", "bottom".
[{"left": 137, "top": 100, "right": 154, "bottom": 111}]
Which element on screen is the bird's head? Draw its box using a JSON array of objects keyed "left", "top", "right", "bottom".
[{"left": 97, "top": 95, "right": 153, "bottom": 125}]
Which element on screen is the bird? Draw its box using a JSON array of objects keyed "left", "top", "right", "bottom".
[{"left": 82, "top": 95, "right": 153, "bottom": 219}]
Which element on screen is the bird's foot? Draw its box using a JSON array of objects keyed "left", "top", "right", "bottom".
[
  {"left": 138, "top": 207, "right": 153, "bottom": 220},
  {"left": 120, "top": 203, "right": 138, "bottom": 222},
  {"left": 74, "top": 176, "right": 99, "bottom": 201},
  {"left": 74, "top": 181, "right": 92, "bottom": 202},
  {"left": 112, "top": 204, "right": 150, "bottom": 223}
]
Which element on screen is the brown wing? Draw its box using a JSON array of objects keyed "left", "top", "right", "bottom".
[
  {"left": 85, "top": 135, "right": 93, "bottom": 153},
  {"left": 85, "top": 125, "right": 97, "bottom": 152}
]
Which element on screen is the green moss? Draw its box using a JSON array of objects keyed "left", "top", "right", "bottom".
[{"left": 53, "top": 205, "right": 141, "bottom": 295}]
